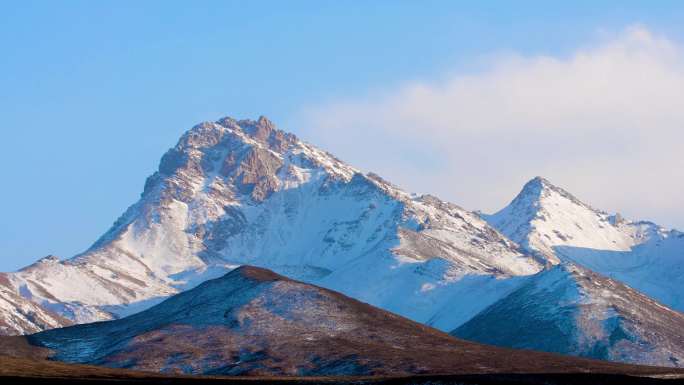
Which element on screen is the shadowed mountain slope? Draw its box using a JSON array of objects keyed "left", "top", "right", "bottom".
[{"left": 452, "top": 263, "right": 684, "bottom": 367}]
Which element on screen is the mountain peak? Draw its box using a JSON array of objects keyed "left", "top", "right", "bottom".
[
  {"left": 525, "top": 175, "right": 550, "bottom": 187},
  {"left": 218, "top": 115, "right": 298, "bottom": 152},
  {"left": 177, "top": 115, "right": 298, "bottom": 153},
  {"left": 38, "top": 255, "right": 60, "bottom": 264},
  {"left": 520, "top": 176, "right": 577, "bottom": 202},
  {"left": 522, "top": 176, "right": 557, "bottom": 191},
  {"left": 485, "top": 176, "right": 647, "bottom": 266},
  {"left": 504, "top": 177, "right": 599, "bottom": 224}
]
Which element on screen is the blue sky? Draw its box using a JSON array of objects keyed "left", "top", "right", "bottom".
[{"left": 1, "top": 1, "right": 683, "bottom": 271}]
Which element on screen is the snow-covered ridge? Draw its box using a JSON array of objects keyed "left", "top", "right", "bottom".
[
  {"left": 0, "top": 116, "right": 541, "bottom": 336},
  {"left": 484, "top": 176, "right": 684, "bottom": 312},
  {"left": 0, "top": 272, "right": 71, "bottom": 335},
  {"left": 484, "top": 177, "right": 637, "bottom": 263}
]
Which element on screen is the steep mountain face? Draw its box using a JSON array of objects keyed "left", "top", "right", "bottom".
[
  {"left": 16, "top": 266, "right": 684, "bottom": 376},
  {"left": 483, "top": 177, "right": 684, "bottom": 312},
  {"left": 0, "top": 116, "right": 540, "bottom": 335},
  {"left": 452, "top": 263, "right": 684, "bottom": 368}
]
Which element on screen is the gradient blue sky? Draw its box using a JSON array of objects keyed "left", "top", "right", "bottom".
[{"left": 1, "top": 1, "right": 683, "bottom": 271}]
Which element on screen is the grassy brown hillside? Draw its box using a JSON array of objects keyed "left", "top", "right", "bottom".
[{"left": 1, "top": 355, "right": 684, "bottom": 385}]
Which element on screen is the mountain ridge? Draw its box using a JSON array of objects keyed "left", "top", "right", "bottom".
[{"left": 483, "top": 176, "right": 684, "bottom": 312}]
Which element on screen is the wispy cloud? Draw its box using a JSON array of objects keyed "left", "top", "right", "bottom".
[{"left": 298, "top": 26, "right": 684, "bottom": 228}]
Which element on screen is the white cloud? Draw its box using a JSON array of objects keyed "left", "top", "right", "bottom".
[{"left": 298, "top": 26, "right": 684, "bottom": 229}]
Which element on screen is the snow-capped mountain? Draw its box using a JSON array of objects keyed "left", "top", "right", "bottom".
[
  {"left": 18, "top": 266, "right": 683, "bottom": 376},
  {"left": 452, "top": 263, "right": 684, "bottom": 367},
  {"left": 1, "top": 117, "right": 682, "bottom": 368},
  {"left": 483, "top": 177, "right": 684, "bottom": 312},
  {"left": 0, "top": 116, "right": 540, "bottom": 335}
]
